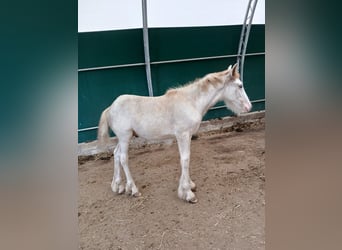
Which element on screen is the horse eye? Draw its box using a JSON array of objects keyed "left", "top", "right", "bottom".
[{"left": 238, "top": 85, "right": 243, "bottom": 89}]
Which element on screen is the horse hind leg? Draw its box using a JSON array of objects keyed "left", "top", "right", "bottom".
[
  {"left": 118, "top": 140, "right": 141, "bottom": 197},
  {"left": 111, "top": 145, "right": 125, "bottom": 194}
]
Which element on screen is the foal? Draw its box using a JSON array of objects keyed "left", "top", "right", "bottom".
[{"left": 97, "top": 63, "right": 252, "bottom": 203}]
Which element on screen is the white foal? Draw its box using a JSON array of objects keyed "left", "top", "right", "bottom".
[{"left": 97, "top": 63, "right": 252, "bottom": 203}]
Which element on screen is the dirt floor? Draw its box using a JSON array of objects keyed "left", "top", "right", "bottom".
[{"left": 78, "top": 117, "right": 265, "bottom": 250}]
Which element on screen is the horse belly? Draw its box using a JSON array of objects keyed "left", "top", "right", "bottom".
[{"left": 132, "top": 117, "right": 174, "bottom": 140}]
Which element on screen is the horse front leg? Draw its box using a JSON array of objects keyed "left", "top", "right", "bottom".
[{"left": 176, "top": 132, "right": 197, "bottom": 203}]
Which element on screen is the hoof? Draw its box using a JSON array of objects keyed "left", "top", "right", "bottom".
[
  {"left": 118, "top": 185, "right": 125, "bottom": 194},
  {"left": 188, "top": 197, "right": 198, "bottom": 204},
  {"left": 132, "top": 191, "right": 142, "bottom": 197},
  {"left": 112, "top": 181, "right": 125, "bottom": 195},
  {"left": 186, "top": 191, "right": 198, "bottom": 203},
  {"left": 111, "top": 183, "right": 118, "bottom": 193}
]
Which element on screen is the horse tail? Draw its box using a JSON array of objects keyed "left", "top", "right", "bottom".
[{"left": 97, "top": 107, "right": 110, "bottom": 146}]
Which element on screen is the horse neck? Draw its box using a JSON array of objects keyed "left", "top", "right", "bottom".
[{"left": 186, "top": 79, "right": 224, "bottom": 116}]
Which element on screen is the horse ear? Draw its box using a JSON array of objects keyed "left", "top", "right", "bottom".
[
  {"left": 232, "top": 63, "right": 240, "bottom": 79},
  {"left": 225, "top": 64, "right": 234, "bottom": 79},
  {"left": 232, "top": 63, "right": 239, "bottom": 73}
]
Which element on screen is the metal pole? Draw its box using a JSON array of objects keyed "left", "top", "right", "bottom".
[
  {"left": 237, "top": 0, "right": 258, "bottom": 81},
  {"left": 78, "top": 52, "right": 265, "bottom": 72},
  {"left": 237, "top": 0, "right": 252, "bottom": 68},
  {"left": 142, "top": 0, "right": 154, "bottom": 96}
]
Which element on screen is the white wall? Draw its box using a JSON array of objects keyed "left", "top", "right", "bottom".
[{"left": 78, "top": 0, "right": 265, "bottom": 32}]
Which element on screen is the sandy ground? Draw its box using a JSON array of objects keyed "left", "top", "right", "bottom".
[{"left": 78, "top": 117, "right": 265, "bottom": 250}]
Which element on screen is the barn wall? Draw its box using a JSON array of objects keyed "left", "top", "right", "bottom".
[{"left": 78, "top": 24, "right": 265, "bottom": 143}]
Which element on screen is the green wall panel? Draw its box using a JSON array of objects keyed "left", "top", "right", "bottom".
[
  {"left": 78, "top": 25, "right": 265, "bottom": 143},
  {"left": 79, "top": 128, "right": 99, "bottom": 144},
  {"left": 246, "top": 25, "right": 265, "bottom": 53},
  {"left": 149, "top": 25, "right": 264, "bottom": 61},
  {"left": 149, "top": 26, "right": 240, "bottom": 61},
  {"left": 78, "top": 66, "right": 148, "bottom": 142},
  {"left": 78, "top": 29, "right": 144, "bottom": 69},
  {"left": 242, "top": 55, "right": 265, "bottom": 100},
  {"left": 151, "top": 57, "right": 239, "bottom": 96}
]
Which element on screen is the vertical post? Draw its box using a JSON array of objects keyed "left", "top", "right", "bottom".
[
  {"left": 237, "top": 0, "right": 258, "bottom": 81},
  {"left": 142, "top": 0, "right": 154, "bottom": 96}
]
